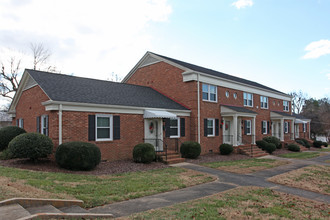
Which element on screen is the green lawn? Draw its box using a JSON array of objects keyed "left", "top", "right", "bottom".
[
  {"left": 318, "top": 148, "right": 330, "bottom": 152},
  {"left": 0, "top": 166, "right": 214, "bottom": 208},
  {"left": 279, "top": 152, "right": 320, "bottom": 159},
  {"left": 202, "top": 159, "right": 289, "bottom": 174},
  {"left": 122, "top": 186, "right": 329, "bottom": 220}
]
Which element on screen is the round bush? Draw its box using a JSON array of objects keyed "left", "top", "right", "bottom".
[
  {"left": 296, "top": 138, "right": 311, "bottom": 148},
  {"left": 0, "top": 126, "right": 26, "bottom": 151},
  {"left": 322, "top": 142, "right": 328, "bottom": 147},
  {"left": 313, "top": 140, "right": 323, "bottom": 148},
  {"left": 56, "top": 141, "right": 101, "bottom": 170},
  {"left": 8, "top": 133, "right": 53, "bottom": 160},
  {"left": 133, "top": 143, "right": 155, "bottom": 163},
  {"left": 180, "top": 141, "right": 201, "bottom": 159},
  {"left": 256, "top": 140, "right": 268, "bottom": 150},
  {"left": 219, "top": 144, "right": 233, "bottom": 155},
  {"left": 288, "top": 144, "right": 300, "bottom": 152},
  {"left": 263, "top": 136, "right": 281, "bottom": 149},
  {"left": 263, "top": 143, "right": 276, "bottom": 154},
  {"left": 295, "top": 139, "right": 305, "bottom": 146}
]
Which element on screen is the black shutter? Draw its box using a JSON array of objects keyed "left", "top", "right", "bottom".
[
  {"left": 204, "top": 119, "right": 208, "bottom": 136},
  {"left": 267, "top": 121, "right": 270, "bottom": 134},
  {"left": 45, "top": 115, "right": 49, "bottom": 136},
  {"left": 215, "top": 119, "right": 219, "bottom": 136},
  {"left": 165, "top": 118, "right": 170, "bottom": 137},
  {"left": 21, "top": 119, "right": 24, "bottom": 129},
  {"left": 88, "top": 115, "right": 95, "bottom": 141},
  {"left": 113, "top": 116, "right": 120, "bottom": 140},
  {"left": 288, "top": 122, "right": 290, "bottom": 134},
  {"left": 16, "top": 119, "right": 19, "bottom": 126},
  {"left": 244, "top": 120, "right": 247, "bottom": 135},
  {"left": 36, "top": 116, "right": 40, "bottom": 133},
  {"left": 261, "top": 121, "right": 263, "bottom": 134},
  {"left": 180, "top": 118, "right": 185, "bottom": 137}
]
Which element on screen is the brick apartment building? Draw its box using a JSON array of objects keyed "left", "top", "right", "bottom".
[{"left": 8, "top": 52, "right": 311, "bottom": 161}]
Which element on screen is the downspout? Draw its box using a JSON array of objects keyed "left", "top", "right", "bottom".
[
  {"left": 197, "top": 73, "right": 201, "bottom": 143},
  {"left": 59, "top": 104, "right": 62, "bottom": 145}
]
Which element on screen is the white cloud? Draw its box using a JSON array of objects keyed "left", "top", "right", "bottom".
[
  {"left": 231, "top": 0, "right": 254, "bottom": 9},
  {"left": 327, "top": 73, "right": 330, "bottom": 80},
  {"left": 303, "top": 39, "right": 330, "bottom": 59},
  {"left": 0, "top": 0, "right": 172, "bottom": 80}
]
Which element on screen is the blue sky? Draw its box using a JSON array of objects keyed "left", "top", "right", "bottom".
[{"left": 0, "top": 0, "right": 329, "bottom": 107}]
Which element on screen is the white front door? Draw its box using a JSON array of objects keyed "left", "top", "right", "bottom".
[
  {"left": 144, "top": 119, "right": 163, "bottom": 151},
  {"left": 223, "top": 120, "right": 231, "bottom": 144}
]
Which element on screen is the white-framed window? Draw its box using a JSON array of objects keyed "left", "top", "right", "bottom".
[
  {"left": 243, "top": 92, "right": 253, "bottom": 107},
  {"left": 170, "top": 118, "right": 180, "bottom": 138},
  {"left": 18, "top": 118, "right": 24, "bottom": 128},
  {"left": 202, "top": 84, "right": 217, "bottom": 102},
  {"left": 207, "top": 118, "right": 215, "bottom": 137},
  {"left": 284, "top": 122, "right": 288, "bottom": 133},
  {"left": 303, "top": 123, "right": 306, "bottom": 133},
  {"left": 233, "top": 93, "right": 237, "bottom": 99},
  {"left": 283, "top": 101, "right": 289, "bottom": 112},
  {"left": 260, "top": 96, "right": 268, "bottom": 109},
  {"left": 225, "top": 91, "right": 229, "bottom": 98},
  {"left": 41, "top": 115, "right": 48, "bottom": 136},
  {"left": 96, "top": 114, "right": 113, "bottom": 141},
  {"left": 262, "top": 121, "right": 267, "bottom": 134},
  {"left": 246, "top": 120, "right": 251, "bottom": 135}
]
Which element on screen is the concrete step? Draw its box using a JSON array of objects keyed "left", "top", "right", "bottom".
[
  {"left": 0, "top": 203, "right": 30, "bottom": 220},
  {"left": 166, "top": 157, "right": 185, "bottom": 164},
  {"left": 26, "top": 204, "right": 62, "bottom": 215},
  {"left": 164, "top": 154, "right": 181, "bottom": 159}
]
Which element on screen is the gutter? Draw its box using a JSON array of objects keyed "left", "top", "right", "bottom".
[
  {"left": 59, "top": 104, "right": 62, "bottom": 145},
  {"left": 197, "top": 73, "right": 200, "bottom": 143}
]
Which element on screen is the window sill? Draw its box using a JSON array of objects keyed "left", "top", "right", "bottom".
[
  {"left": 244, "top": 105, "right": 253, "bottom": 108},
  {"left": 170, "top": 136, "right": 180, "bottom": 138},
  {"left": 207, "top": 135, "right": 215, "bottom": 137},
  {"left": 96, "top": 139, "right": 113, "bottom": 142},
  {"left": 202, "top": 100, "right": 218, "bottom": 103}
]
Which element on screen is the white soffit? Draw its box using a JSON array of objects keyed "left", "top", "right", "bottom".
[
  {"left": 144, "top": 110, "right": 177, "bottom": 119},
  {"left": 295, "top": 119, "right": 307, "bottom": 124}
]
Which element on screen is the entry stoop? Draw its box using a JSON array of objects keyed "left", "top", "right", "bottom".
[
  {"left": 238, "top": 145, "right": 269, "bottom": 157},
  {"left": 160, "top": 150, "right": 185, "bottom": 164}
]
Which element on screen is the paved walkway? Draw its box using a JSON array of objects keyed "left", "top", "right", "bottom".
[{"left": 91, "top": 152, "right": 330, "bottom": 218}]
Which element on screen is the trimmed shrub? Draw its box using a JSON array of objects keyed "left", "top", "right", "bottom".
[
  {"left": 313, "top": 140, "right": 323, "bottom": 148},
  {"left": 56, "top": 141, "right": 101, "bottom": 170},
  {"left": 180, "top": 141, "right": 201, "bottom": 159},
  {"left": 133, "top": 143, "right": 155, "bottom": 163},
  {"left": 256, "top": 140, "right": 268, "bottom": 150},
  {"left": 288, "top": 144, "right": 300, "bottom": 152},
  {"left": 0, "top": 126, "right": 26, "bottom": 151},
  {"left": 0, "top": 149, "right": 13, "bottom": 160},
  {"left": 322, "top": 142, "right": 328, "bottom": 147},
  {"left": 263, "top": 143, "right": 276, "bottom": 154},
  {"left": 219, "top": 144, "right": 233, "bottom": 155},
  {"left": 263, "top": 136, "right": 281, "bottom": 149},
  {"left": 296, "top": 139, "right": 305, "bottom": 146},
  {"left": 296, "top": 138, "right": 311, "bottom": 148},
  {"left": 8, "top": 133, "right": 53, "bottom": 160}
]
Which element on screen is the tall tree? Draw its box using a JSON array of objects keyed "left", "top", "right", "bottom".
[
  {"left": 0, "top": 43, "right": 55, "bottom": 100},
  {"left": 289, "top": 90, "right": 308, "bottom": 114}
]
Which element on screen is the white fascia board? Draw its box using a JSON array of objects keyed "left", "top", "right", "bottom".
[
  {"left": 270, "top": 112, "right": 295, "bottom": 120},
  {"left": 122, "top": 52, "right": 190, "bottom": 83},
  {"left": 182, "top": 71, "right": 292, "bottom": 101},
  {"left": 8, "top": 70, "right": 30, "bottom": 113},
  {"left": 42, "top": 101, "right": 191, "bottom": 116}
]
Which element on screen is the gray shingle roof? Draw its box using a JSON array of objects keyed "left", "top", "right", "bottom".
[
  {"left": 26, "top": 69, "right": 189, "bottom": 111},
  {"left": 292, "top": 113, "right": 310, "bottom": 120},
  {"left": 151, "top": 52, "right": 287, "bottom": 95},
  {"left": 222, "top": 105, "right": 257, "bottom": 114},
  {"left": 272, "top": 111, "right": 293, "bottom": 117}
]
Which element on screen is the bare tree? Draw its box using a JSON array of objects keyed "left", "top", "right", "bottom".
[
  {"left": 30, "top": 42, "right": 52, "bottom": 70},
  {"left": 289, "top": 90, "right": 308, "bottom": 114},
  {"left": 0, "top": 57, "right": 21, "bottom": 100}
]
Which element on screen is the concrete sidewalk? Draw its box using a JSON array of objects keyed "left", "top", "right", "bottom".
[{"left": 91, "top": 154, "right": 330, "bottom": 218}]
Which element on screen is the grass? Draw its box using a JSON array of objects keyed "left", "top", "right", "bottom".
[
  {"left": 279, "top": 152, "right": 320, "bottom": 159},
  {"left": 121, "top": 186, "right": 330, "bottom": 220},
  {"left": 0, "top": 166, "right": 215, "bottom": 208},
  {"left": 268, "top": 165, "right": 330, "bottom": 195},
  {"left": 318, "top": 148, "right": 330, "bottom": 152},
  {"left": 202, "top": 158, "right": 289, "bottom": 174}
]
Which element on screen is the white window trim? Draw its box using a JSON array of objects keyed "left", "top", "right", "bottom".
[
  {"left": 283, "top": 101, "right": 289, "bottom": 112},
  {"left": 262, "top": 121, "right": 267, "bottom": 134},
  {"left": 260, "top": 96, "right": 268, "bottom": 109},
  {"left": 284, "top": 122, "right": 289, "bottom": 133},
  {"left": 18, "top": 118, "right": 23, "bottom": 128},
  {"left": 202, "top": 84, "right": 217, "bottom": 103},
  {"left": 246, "top": 120, "right": 252, "bottom": 135},
  {"left": 95, "top": 114, "right": 113, "bottom": 141},
  {"left": 41, "top": 115, "right": 47, "bottom": 135},
  {"left": 170, "top": 118, "right": 180, "bottom": 138},
  {"left": 207, "top": 118, "right": 215, "bottom": 137},
  {"left": 303, "top": 123, "right": 306, "bottom": 133},
  {"left": 244, "top": 92, "right": 253, "bottom": 107}
]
